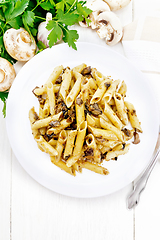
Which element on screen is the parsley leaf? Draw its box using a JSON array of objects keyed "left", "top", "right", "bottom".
[
  {"left": 46, "top": 20, "right": 63, "bottom": 47},
  {"left": 0, "top": 91, "right": 9, "bottom": 118},
  {"left": 76, "top": 2, "right": 92, "bottom": 23},
  {"left": 7, "top": 16, "right": 22, "bottom": 29},
  {"left": 56, "top": 9, "right": 79, "bottom": 26},
  {"left": 6, "top": 0, "right": 30, "bottom": 21},
  {"left": 22, "top": 11, "right": 35, "bottom": 28},
  {"left": 40, "top": 1, "right": 55, "bottom": 11},
  {"left": 62, "top": 27, "right": 79, "bottom": 50},
  {"left": 37, "top": 40, "right": 47, "bottom": 53}
]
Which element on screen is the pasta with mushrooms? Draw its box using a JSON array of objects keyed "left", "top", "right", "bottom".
[{"left": 29, "top": 64, "right": 142, "bottom": 176}]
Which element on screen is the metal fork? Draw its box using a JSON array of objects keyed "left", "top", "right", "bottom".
[{"left": 127, "top": 131, "right": 160, "bottom": 209}]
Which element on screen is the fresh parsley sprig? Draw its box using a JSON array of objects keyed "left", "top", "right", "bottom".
[{"left": 0, "top": 0, "right": 92, "bottom": 117}]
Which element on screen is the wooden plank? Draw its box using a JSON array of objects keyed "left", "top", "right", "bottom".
[
  {"left": 135, "top": 163, "right": 160, "bottom": 240},
  {"left": 11, "top": 158, "right": 134, "bottom": 240},
  {"left": 0, "top": 102, "right": 11, "bottom": 240},
  {"left": 134, "top": 72, "right": 160, "bottom": 240},
  {"left": 133, "top": 0, "right": 160, "bottom": 20}
]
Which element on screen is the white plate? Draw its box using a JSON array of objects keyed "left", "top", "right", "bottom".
[{"left": 6, "top": 42, "right": 159, "bottom": 198}]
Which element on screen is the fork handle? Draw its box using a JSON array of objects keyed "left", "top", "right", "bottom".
[{"left": 127, "top": 146, "right": 160, "bottom": 209}]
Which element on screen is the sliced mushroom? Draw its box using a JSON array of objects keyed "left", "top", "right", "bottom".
[
  {"left": 79, "top": 0, "right": 110, "bottom": 28},
  {"left": 88, "top": 0, "right": 111, "bottom": 29},
  {"left": 133, "top": 131, "right": 140, "bottom": 144},
  {"left": 89, "top": 103, "right": 102, "bottom": 116},
  {"left": 103, "top": 0, "right": 131, "bottom": 11},
  {"left": 96, "top": 11, "right": 123, "bottom": 46},
  {"left": 3, "top": 28, "right": 37, "bottom": 61},
  {"left": 0, "top": 57, "right": 16, "bottom": 91}
]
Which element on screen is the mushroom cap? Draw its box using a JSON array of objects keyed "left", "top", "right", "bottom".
[
  {"left": 3, "top": 28, "right": 37, "bottom": 61},
  {"left": 0, "top": 57, "right": 16, "bottom": 92},
  {"left": 103, "top": 0, "right": 131, "bottom": 11},
  {"left": 96, "top": 11, "right": 123, "bottom": 46}
]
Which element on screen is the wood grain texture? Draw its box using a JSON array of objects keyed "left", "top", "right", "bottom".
[
  {"left": 0, "top": 102, "right": 11, "bottom": 240},
  {"left": 134, "top": 72, "right": 160, "bottom": 240},
  {"left": 11, "top": 157, "right": 134, "bottom": 240},
  {"left": 1, "top": 1, "right": 160, "bottom": 239}
]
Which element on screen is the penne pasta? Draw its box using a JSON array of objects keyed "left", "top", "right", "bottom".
[
  {"left": 48, "top": 138, "right": 57, "bottom": 146},
  {"left": 114, "top": 92, "right": 128, "bottom": 125},
  {"left": 47, "top": 118, "right": 72, "bottom": 135},
  {"left": 90, "top": 78, "right": 112, "bottom": 104},
  {"left": 103, "top": 79, "right": 120, "bottom": 103},
  {"left": 50, "top": 156, "right": 76, "bottom": 176},
  {"left": 72, "top": 121, "right": 87, "bottom": 156},
  {"left": 36, "top": 136, "right": 58, "bottom": 156},
  {"left": 29, "top": 64, "right": 142, "bottom": 176},
  {"left": 32, "top": 111, "right": 62, "bottom": 130},
  {"left": 72, "top": 63, "right": 87, "bottom": 73},
  {"left": 33, "top": 86, "right": 46, "bottom": 96},
  {"left": 59, "top": 68, "right": 72, "bottom": 102},
  {"left": 86, "top": 114, "right": 100, "bottom": 128},
  {"left": 28, "top": 107, "right": 39, "bottom": 139},
  {"left": 53, "top": 130, "right": 67, "bottom": 162},
  {"left": 85, "top": 134, "right": 101, "bottom": 163},
  {"left": 88, "top": 76, "right": 98, "bottom": 91},
  {"left": 80, "top": 161, "right": 109, "bottom": 175},
  {"left": 63, "top": 130, "right": 77, "bottom": 159},
  {"left": 66, "top": 71, "right": 83, "bottom": 108},
  {"left": 47, "top": 81, "right": 55, "bottom": 115},
  {"left": 124, "top": 101, "right": 143, "bottom": 132},
  {"left": 75, "top": 92, "right": 85, "bottom": 129},
  {"left": 81, "top": 78, "right": 90, "bottom": 101},
  {"left": 73, "top": 162, "right": 82, "bottom": 173},
  {"left": 99, "top": 117, "right": 124, "bottom": 142},
  {"left": 42, "top": 98, "right": 50, "bottom": 118},
  {"left": 91, "top": 68, "right": 106, "bottom": 86},
  {"left": 99, "top": 113, "right": 111, "bottom": 123},
  {"left": 118, "top": 80, "right": 127, "bottom": 97},
  {"left": 65, "top": 154, "right": 81, "bottom": 168},
  {"left": 105, "top": 143, "right": 130, "bottom": 161},
  {"left": 88, "top": 125, "right": 118, "bottom": 141},
  {"left": 96, "top": 138, "right": 120, "bottom": 148},
  {"left": 66, "top": 121, "right": 87, "bottom": 167},
  {"left": 45, "top": 65, "right": 63, "bottom": 85},
  {"left": 104, "top": 101, "right": 123, "bottom": 130}
]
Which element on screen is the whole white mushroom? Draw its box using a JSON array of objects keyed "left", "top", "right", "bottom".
[
  {"left": 3, "top": 28, "right": 37, "bottom": 61},
  {"left": 0, "top": 57, "right": 16, "bottom": 92}
]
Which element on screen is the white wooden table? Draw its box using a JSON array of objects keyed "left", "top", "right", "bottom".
[{"left": 1, "top": 0, "right": 160, "bottom": 239}]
